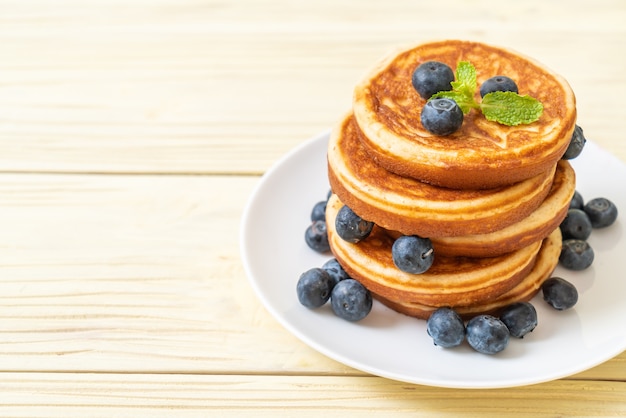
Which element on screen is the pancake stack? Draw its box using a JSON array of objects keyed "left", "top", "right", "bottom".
[{"left": 326, "top": 40, "right": 577, "bottom": 319}]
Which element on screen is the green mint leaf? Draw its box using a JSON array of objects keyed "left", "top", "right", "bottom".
[
  {"left": 430, "top": 90, "right": 477, "bottom": 114},
  {"left": 450, "top": 61, "right": 476, "bottom": 97},
  {"left": 480, "top": 91, "right": 544, "bottom": 126}
]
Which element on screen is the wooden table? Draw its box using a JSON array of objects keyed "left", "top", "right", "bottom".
[{"left": 1, "top": 1, "right": 625, "bottom": 416}]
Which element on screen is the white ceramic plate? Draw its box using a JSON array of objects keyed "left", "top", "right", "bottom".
[{"left": 241, "top": 131, "right": 626, "bottom": 389}]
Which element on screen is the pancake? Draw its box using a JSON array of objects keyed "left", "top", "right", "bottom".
[
  {"left": 385, "top": 159, "right": 575, "bottom": 257},
  {"left": 374, "top": 228, "right": 562, "bottom": 319},
  {"left": 352, "top": 40, "right": 577, "bottom": 189},
  {"left": 328, "top": 113, "right": 556, "bottom": 238},
  {"left": 326, "top": 194, "right": 542, "bottom": 307}
]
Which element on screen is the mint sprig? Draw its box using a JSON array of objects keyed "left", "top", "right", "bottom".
[{"left": 430, "top": 61, "right": 543, "bottom": 126}]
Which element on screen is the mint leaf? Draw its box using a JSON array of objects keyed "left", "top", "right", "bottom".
[
  {"left": 451, "top": 61, "right": 477, "bottom": 97},
  {"left": 481, "top": 91, "right": 544, "bottom": 126},
  {"left": 431, "top": 61, "right": 480, "bottom": 114}
]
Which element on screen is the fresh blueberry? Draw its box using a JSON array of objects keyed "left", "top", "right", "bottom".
[
  {"left": 305, "top": 220, "right": 330, "bottom": 253},
  {"left": 322, "top": 258, "right": 351, "bottom": 287},
  {"left": 296, "top": 268, "right": 333, "bottom": 309},
  {"left": 562, "top": 125, "right": 587, "bottom": 160},
  {"left": 479, "top": 75, "right": 519, "bottom": 98},
  {"left": 391, "top": 235, "right": 434, "bottom": 274},
  {"left": 411, "top": 61, "right": 455, "bottom": 100},
  {"left": 584, "top": 197, "right": 618, "bottom": 228},
  {"left": 326, "top": 189, "right": 333, "bottom": 201},
  {"left": 310, "top": 200, "right": 327, "bottom": 222},
  {"left": 330, "top": 279, "right": 372, "bottom": 322},
  {"left": 569, "top": 190, "right": 584, "bottom": 210},
  {"left": 541, "top": 277, "right": 578, "bottom": 310},
  {"left": 421, "top": 98, "right": 464, "bottom": 136},
  {"left": 560, "top": 208, "right": 592, "bottom": 240},
  {"left": 560, "top": 239, "right": 594, "bottom": 270},
  {"left": 335, "top": 205, "right": 374, "bottom": 243},
  {"left": 426, "top": 307, "right": 465, "bottom": 348},
  {"left": 466, "top": 315, "right": 510, "bottom": 355},
  {"left": 499, "top": 302, "right": 538, "bottom": 338}
]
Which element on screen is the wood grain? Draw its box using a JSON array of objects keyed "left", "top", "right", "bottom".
[{"left": 0, "top": 373, "right": 625, "bottom": 417}]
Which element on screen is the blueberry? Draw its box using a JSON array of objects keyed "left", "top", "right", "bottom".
[
  {"left": 330, "top": 279, "right": 372, "bottom": 322},
  {"left": 335, "top": 205, "right": 374, "bottom": 243},
  {"left": 541, "top": 277, "right": 578, "bottom": 310},
  {"left": 305, "top": 220, "right": 330, "bottom": 253},
  {"left": 426, "top": 307, "right": 465, "bottom": 348},
  {"left": 466, "top": 315, "right": 510, "bottom": 355},
  {"left": 569, "top": 190, "right": 584, "bottom": 210},
  {"left": 310, "top": 200, "right": 327, "bottom": 222},
  {"left": 562, "top": 125, "right": 587, "bottom": 160},
  {"left": 584, "top": 197, "right": 618, "bottom": 228},
  {"left": 391, "top": 235, "right": 434, "bottom": 274},
  {"left": 322, "top": 258, "right": 351, "bottom": 287},
  {"left": 559, "top": 239, "right": 594, "bottom": 270},
  {"left": 411, "top": 61, "right": 454, "bottom": 100},
  {"left": 560, "top": 209, "right": 592, "bottom": 240},
  {"left": 296, "top": 268, "right": 333, "bottom": 309},
  {"left": 479, "top": 75, "right": 519, "bottom": 98},
  {"left": 499, "top": 302, "right": 538, "bottom": 338},
  {"left": 421, "top": 98, "right": 464, "bottom": 136}
]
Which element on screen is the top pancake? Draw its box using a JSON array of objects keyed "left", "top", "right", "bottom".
[{"left": 353, "top": 40, "right": 577, "bottom": 189}]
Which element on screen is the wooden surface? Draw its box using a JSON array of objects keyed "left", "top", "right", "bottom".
[{"left": 0, "top": 0, "right": 625, "bottom": 415}]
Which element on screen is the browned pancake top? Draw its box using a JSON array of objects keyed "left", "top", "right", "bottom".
[{"left": 355, "top": 40, "right": 576, "bottom": 168}]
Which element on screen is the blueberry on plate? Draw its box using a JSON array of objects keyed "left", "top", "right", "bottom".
[
  {"left": 499, "top": 302, "right": 538, "bottom": 338},
  {"left": 560, "top": 239, "right": 594, "bottom": 270},
  {"left": 330, "top": 279, "right": 372, "bottom": 322},
  {"left": 335, "top": 205, "right": 374, "bottom": 243},
  {"left": 562, "top": 125, "right": 587, "bottom": 160},
  {"left": 560, "top": 208, "right": 592, "bottom": 240},
  {"left": 296, "top": 268, "right": 334, "bottom": 309},
  {"left": 391, "top": 235, "right": 435, "bottom": 274},
  {"left": 310, "top": 200, "right": 327, "bottom": 222},
  {"left": 411, "top": 61, "right": 455, "bottom": 100},
  {"left": 542, "top": 277, "right": 578, "bottom": 310},
  {"left": 322, "top": 258, "right": 351, "bottom": 287},
  {"left": 569, "top": 190, "right": 584, "bottom": 210},
  {"left": 421, "top": 98, "right": 464, "bottom": 136},
  {"left": 466, "top": 315, "right": 510, "bottom": 355},
  {"left": 479, "top": 75, "right": 519, "bottom": 98},
  {"left": 426, "top": 307, "right": 465, "bottom": 348},
  {"left": 584, "top": 197, "right": 618, "bottom": 228},
  {"left": 305, "top": 220, "right": 330, "bottom": 253}
]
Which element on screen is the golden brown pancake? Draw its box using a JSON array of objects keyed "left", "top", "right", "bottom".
[
  {"left": 352, "top": 40, "right": 577, "bottom": 189},
  {"left": 374, "top": 228, "right": 562, "bottom": 319},
  {"left": 328, "top": 113, "right": 556, "bottom": 238},
  {"left": 384, "top": 160, "right": 575, "bottom": 257},
  {"left": 326, "top": 194, "right": 543, "bottom": 307}
]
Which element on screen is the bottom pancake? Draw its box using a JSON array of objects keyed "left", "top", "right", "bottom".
[
  {"left": 375, "top": 228, "right": 562, "bottom": 319},
  {"left": 326, "top": 194, "right": 543, "bottom": 307}
]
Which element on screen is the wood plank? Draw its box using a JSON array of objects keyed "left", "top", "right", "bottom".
[
  {"left": 0, "top": 0, "right": 624, "bottom": 174},
  {"left": 0, "top": 173, "right": 351, "bottom": 374},
  {"left": 0, "top": 173, "right": 623, "bottom": 380},
  {"left": 0, "top": 373, "right": 624, "bottom": 417}
]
